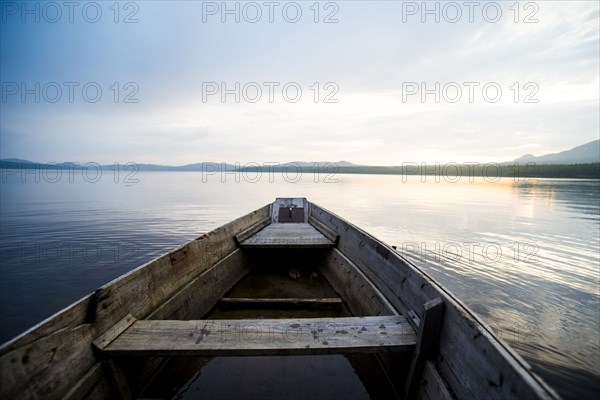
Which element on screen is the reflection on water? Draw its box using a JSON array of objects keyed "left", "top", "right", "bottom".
[
  {"left": 173, "top": 356, "right": 371, "bottom": 400},
  {"left": 1, "top": 171, "right": 598, "bottom": 399}
]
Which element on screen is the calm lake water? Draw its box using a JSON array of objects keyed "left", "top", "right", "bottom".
[{"left": 0, "top": 170, "right": 598, "bottom": 399}]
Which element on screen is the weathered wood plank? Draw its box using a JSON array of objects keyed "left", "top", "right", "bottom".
[
  {"left": 218, "top": 297, "right": 343, "bottom": 310},
  {"left": 93, "top": 205, "right": 270, "bottom": 324},
  {"left": 79, "top": 375, "right": 114, "bottom": 400},
  {"left": 103, "top": 359, "right": 131, "bottom": 400},
  {"left": 310, "top": 205, "right": 426, "bottom": 321},
  {"left": 240, "top": 223, "right": 334, "bottom": 248},
  {"left": 0, "top": 205, "right": 270, "bottom": 400},
  {"left": 319, "top": 249, "right": 397, "bottom": 317},
  {"left": 418, "top": 361, "right": 454, "bottom": 400},
  {"left": 62, "top": 363, "right": 104, "bottom": 400},
  {"left": 434, "top": 313, "right": 558, "bottom": 400},
  {"left": 271, "top": 198, "right": 309, "bottom": 222},
  {"left": 318, "top": 247, "right": 407, "bottom": 395},
  {"left": 96, "top": 316, "right": 416, "bottom": 357},
  {"left": 403, "top": 298, "right": 444, "bottom": 400},
  {"left": 0, "top": 323, "right": 100, "bottom": 400},
  {"left": 92, "top": 314, "right": 136, "bottom": 351},
  {"left": 0, "top": 296, "right": 92, "bottom": 354},
  {"left": 308, "top": 215, "right": 340, "bottom": 244},
  {"left": 234, "top": 217, "right": 271, "bottom": 245},
  {"left": 147, "top": 249, "right": 252, "bottom": 320},
  {"left": 310, "top": 203, "right": 558, "bottom": 400}
]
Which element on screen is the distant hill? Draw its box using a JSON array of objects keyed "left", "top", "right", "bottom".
[
  {"left": 1, "top": 142, "right": 598, "bottom": 180},
  {"left": 0, "top": 158, "right": 34, "bottom": 164},
  {"left": 135, "top": 163, "right": 238, "bottom": 171},
  {"left": 134, "top": 162, "right": 355, "bottom": 171},
  {"left": 513, "top": 140, "right": 599, "bottom": 164},
  {"left": 0, "top": 160, "right": 355, "bottom": 171},
  {"left": 0, "top": 160, "right": 238, "bottom": 171},
  {"left": 287, "top": 161, "right": 356, "bottom": 167}
]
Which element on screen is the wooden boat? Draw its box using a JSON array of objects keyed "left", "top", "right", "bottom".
[{"left": 0, "top": 198, "right": 559, "bottom": 399}]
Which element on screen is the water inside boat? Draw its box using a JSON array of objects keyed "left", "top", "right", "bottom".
[{"left": 141, "top": 249, "right": 400, "bottom": 399}]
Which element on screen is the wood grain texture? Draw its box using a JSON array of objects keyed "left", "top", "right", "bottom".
[
  {"left": 271, "top": 198, "right": 309, "bottom": 222},
  {"left": 93, "top": 314, "right": 136, "bottom": 350},
  {"left": 96, "top": 315, "right": 415, "bottom": 357},
  {"left": 310, "top": 203, "right": 559, "bottom": 400},
  {"left": 317, "top": 248, "right": 407, "bottom": 396},
  {"left": 147, "top": 249, "right": 252, "bottom": 320},
  {"left": 218, "top": 297, "right": 344, "bottom": 310},
  {"left": 0, "top": 205, "right": 270, "bottom": 400},
  {"left": 62, "top": 363, "right": 104, "bottom": 400},
  {"left": 403, "top": 298, "right": 444, "bottom": 400},
  {"left": 319, "top": 249, "right": 397, "bottom": 317},
  {"left": 418, "top": 361, "right": 454, "bottom": 400},
  {"left": 308, "top": 215, "right": 340, "bottom": 244},
  {"left": 103, "top": 359, "right": 131, "bottom": 400},
  {"left": 0, "top": 200, "right": 560, "bottom": 400},
  {"left": 234, "top": 217, "right": 271, "bottom": 245},
  {"left": 240, "top": 223, "right": 334, "bottom": 248}
]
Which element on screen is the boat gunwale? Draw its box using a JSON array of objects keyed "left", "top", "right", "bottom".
[
  {"left": 0, "top": 204, "right": 271, "bottom": 400},
  {"left": 0, "top": 198, "right": 561, "bottom": 400},
  {"left": 309, "top": 201, "right": 560, "bottom": 400}
]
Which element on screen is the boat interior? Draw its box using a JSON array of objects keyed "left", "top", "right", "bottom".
[
  {"left": 93, "top": 198, "right": 424, "bottom": 399},
  {"left": 138, "top": 248, "right": 407, "bottom": 399},
  {"left": 2, "top": 198, "right": 555, "bottom": 400}
]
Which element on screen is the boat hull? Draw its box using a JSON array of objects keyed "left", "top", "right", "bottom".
[{"left": 0, "top": 199, "right": 558, "bottom": 399}]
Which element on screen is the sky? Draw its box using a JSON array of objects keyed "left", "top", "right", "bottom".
[{"left": 0, "top": 0, "right": 598, "bottom": 165}]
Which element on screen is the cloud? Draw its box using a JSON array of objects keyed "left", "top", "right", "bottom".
[{"left": 1, "top": 1, "right": 598, "bottom": 164}]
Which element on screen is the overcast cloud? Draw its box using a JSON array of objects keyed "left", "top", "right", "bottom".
[{"left": 1, "top": 1, "right": 598, "bottom": 165}]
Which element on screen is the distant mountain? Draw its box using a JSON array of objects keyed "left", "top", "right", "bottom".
[
  {"left": 281, "top": 161, "right": 356, "bottom": 167},
  {"left": 2, "top": 141, "right": 598, "bottom": 174},
  {"left": 513, "top": 140, "right": 599, "bottom": 164},
  {"left": 135, "top": 163, "right": 238, "bottom": 171},
  {"left": 0, "top": 160, "right": 238, "bottom": 171},
  {"left": 0, "top": 159, "right": 103, "bottom": 169},
  {"left": 0, "top": 158, "right": 358, "bottom": 172},
  {"left": 0, "top": 160, "right": 356, "bottom": 170},
  {"left": 0, "top": 158, "right": 35, "bottom": 164}
]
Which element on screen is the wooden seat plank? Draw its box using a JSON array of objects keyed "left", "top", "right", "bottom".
[
  {"left": 218, "top": 297, "right": 344, "bottom": 310},
  {"left": 94, "top": 315, "right": 415, "bottom": 357},
  {"left": 240, "top": 223, "right": 334, "bottom": 248}
]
